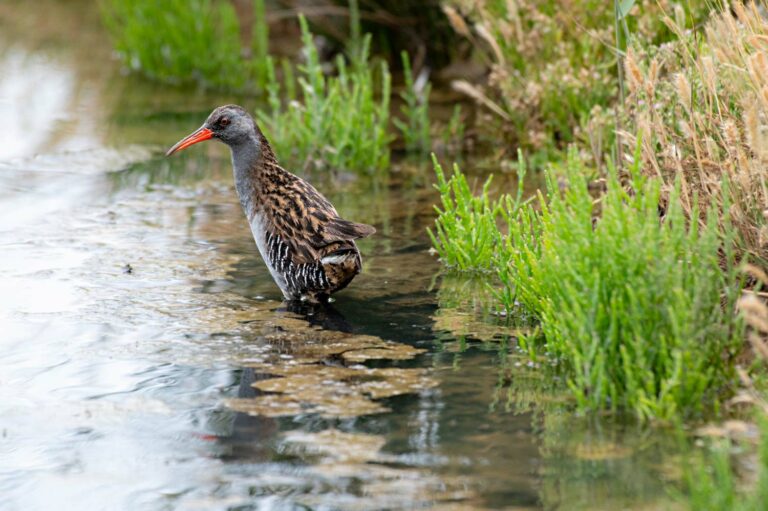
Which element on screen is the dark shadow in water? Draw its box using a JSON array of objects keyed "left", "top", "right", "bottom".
[
  {"left": 280, "top": 300, "right": 354, "bottom": 334},
  {"left": 213, "top": 367, "right": 278, "bottom": 462},
  {"left": 216, "top": 301, "right": 353, "bottom": 462}
]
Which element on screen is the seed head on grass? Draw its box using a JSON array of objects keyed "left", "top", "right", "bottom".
[{"left": 626, "top": 5, "right": 768, "bottom": 266}]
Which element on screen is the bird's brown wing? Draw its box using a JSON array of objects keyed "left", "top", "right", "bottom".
[
  {"left": 265, "top": 173, "right": 375, "bottom": 264},
  {"left": 324, "top": 217, "right": 377, "bottom": 241},
  {"left": 290, "top": 214, "right": 375, "bottom": 264}
]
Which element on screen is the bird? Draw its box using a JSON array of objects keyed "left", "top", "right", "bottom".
[{"left": 166, "top": 105, "right": 375, "bottom": 303}]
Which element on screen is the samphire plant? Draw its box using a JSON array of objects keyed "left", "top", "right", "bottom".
[
  {"left": 429, "top": 147, "right": 746, "bottom": 421},
  {"left": 104, "top": 0, "right": 427, "bottom": 174},
  {"left": 394, "top": 51, "right": 431, "bottom": 153},
  {"left": 427, "top": 152, "right": 528, "bottom": 272},
  {"left": 501, "top": 148, "right": 744, "bottom": 421},
  {"left": 680, "top": 277, "right": 768, "bottom": 510},
  {"left": 681, "top": 417, "right": 768, "bottom": 511},
  {"left": 427, "top": 157, "right": 502, "bottom": 272}
]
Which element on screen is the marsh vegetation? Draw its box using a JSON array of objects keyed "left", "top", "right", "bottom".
[
  {"left": 4, "top": 0, "right": 768, "bottom": 509},
  {"left": 98, "top": 0, "right": 768, "bottom": 506}
]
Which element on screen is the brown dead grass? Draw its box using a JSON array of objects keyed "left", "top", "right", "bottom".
[
  {"left": 444, "top": 0, "right": 709, "bottom": 155},
  {"left": 622, "top": 2, "right": 768, "bottom": 266}
]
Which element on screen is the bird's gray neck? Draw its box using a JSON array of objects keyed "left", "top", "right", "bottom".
[{"left": 230, "top": 134, "right": 263, "bottom": 221}]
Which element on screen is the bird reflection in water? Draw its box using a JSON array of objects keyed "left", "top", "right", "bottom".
[{"left": 211, "top": 301, "right": 353, "bottom": 462}]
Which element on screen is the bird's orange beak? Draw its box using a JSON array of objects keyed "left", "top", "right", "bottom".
[{"left": 165, "top": 126, "right": 214, "bottom": 156}]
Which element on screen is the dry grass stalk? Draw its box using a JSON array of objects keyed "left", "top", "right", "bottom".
[
  {"left": 624, "top": 2, "right": 768, "bottom": 266},
  {"left": 442, "top": 0, "right": 706, "bottom": 153},
  {"left": 474, "top": 22, "right": 505, "bottom": 63},
  {"left": 441, "top": 5, "right": 470, "bottom": 38},
  {"left": 739, "top": 264, "right": 768, "bottom": 392},
  {"left": 625, "top": 48, "right": 644, "bottom": 93},
  {"left": 451, "top": 80, "right": 512, "bottom": 121}
]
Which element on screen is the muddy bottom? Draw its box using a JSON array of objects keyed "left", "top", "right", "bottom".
[{"left": 0, "top": 2, "right": 690, "bottom": 510}]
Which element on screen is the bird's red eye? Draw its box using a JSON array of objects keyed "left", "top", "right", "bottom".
[{"left": 220, "top": 118, "right": 230, "bottom": 127}]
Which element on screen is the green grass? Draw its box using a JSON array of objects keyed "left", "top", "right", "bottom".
[
  {"left": 503, "top": 148, "right": 744, "bottom": 421},
  {"left": 393, "top": 51, "right": 431, "bottom": 153},
  {"left": 427, "top": 154, "right": 529, "bottom": 272},
  {"left": 429, "top": 147, "right": 745, "bottom": 421},
  {"left": 101, "top": 0, "right": 270, "bottom": 90},
  {"left": 257, "top": 15, "right": 392, "bottom": 173},
  {"left": 681, "top": 417, "right": 768, "bottom": 510}
]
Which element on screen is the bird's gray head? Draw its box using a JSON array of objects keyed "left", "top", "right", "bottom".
[
  {"left": 166, "top": 104, "right": 259, "bottom": 156},
  {"left": 205, "top": 105, "right": 257, "bottom": 146}
]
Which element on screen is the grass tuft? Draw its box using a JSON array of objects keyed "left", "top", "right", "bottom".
[
  {"left": 101, "top": 0, "right": 270, "bottom": 90},
  {"left": 427, "top": 152, "right": 528, "bottom": 272},
  {"left": 393, "top": 51, "right": 431, "bottom": 153},
  {"left": 430, "top": 147, "right": 745, "bottom": 421},
  {"left": 257, "top": 15, "right": 392, "bottom": 173},
  {"left": 444, "top": 0, "right": 710, "bottom": 156},
  {"left": 500, "top": 147, "right": 744, "bottom": 420},
  {"left": 624, "top": 2, "right": 768, "bottom": 267}
]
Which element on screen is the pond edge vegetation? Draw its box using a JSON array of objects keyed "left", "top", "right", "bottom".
[
  {"left": 99, "top": 0, "right": 768, "bottom": 505},
  {"left": 430, "top": 2, "right": 767, "bottom": 419},
  {"left": 431, "top": 145, "right": 745, "bottom": 421},
  {"left": 101, "top": 0, "right": 436, "bottom": 173}
]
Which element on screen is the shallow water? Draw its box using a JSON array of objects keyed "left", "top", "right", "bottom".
[{"left": 0, "top": 2, "right": 690, "bottom": 510}]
